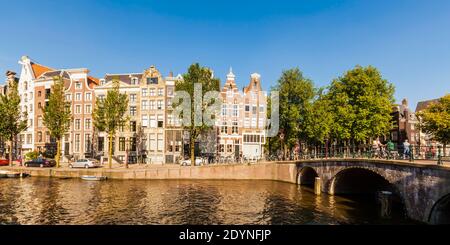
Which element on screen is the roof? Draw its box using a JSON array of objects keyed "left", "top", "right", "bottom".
[
  {"left": 39, "top": 70, "right": 71, "bottom": 80},
  {"left": 30, "top": 62, "right": 54, "bottom": 78},
  {"left": 87, "top": 76, "right": 99, "bottom": 89},
  {"left": 416, "top": 99, "right": 439, "bottom": 112},
  {"left": 104, "top": 73, "right": 143, "bottom": 85}
]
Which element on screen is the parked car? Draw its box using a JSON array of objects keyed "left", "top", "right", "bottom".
[
  {"left": 24, "top": 158, "right": 56, "bottom": 168},
  {"left": 0, "top": 159, "right": 9, "bottom": 166},
  {"left": 69, "top": 159, "right": 101, "bottom": 169},
  {"left": 179, "top": 157, "right": 208, "bottom": 166}
]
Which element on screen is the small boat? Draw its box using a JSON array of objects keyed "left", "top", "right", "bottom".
[
  {"left": 81, "top": 175, "right": 107, "bottom": 181},
  {"left": 0, "top": 170, "right": 28, "bottom": 178}
]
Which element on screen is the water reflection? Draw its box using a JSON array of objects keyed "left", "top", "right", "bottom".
[{"left": 0, "top": 178, "right": 416, "bottom": 225}]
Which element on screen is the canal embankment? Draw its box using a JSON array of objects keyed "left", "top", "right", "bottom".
[{"left": 0, "top": 162, "right": 298, "bottom": 183}]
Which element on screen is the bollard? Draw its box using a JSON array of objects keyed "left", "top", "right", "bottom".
[{"left": 314, "top": 177, "right": 321, "bottom": 195}]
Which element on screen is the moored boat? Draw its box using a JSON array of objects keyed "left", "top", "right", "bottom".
[
  {"left": 80, "top": 175, "right": 107, "bottom": 181},
  {"left": 0, "top": 170, "right": 29, "bottom": 178}
]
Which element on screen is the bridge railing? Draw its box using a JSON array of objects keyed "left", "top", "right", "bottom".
[{"left": 266, "top": 145, "right": 449, "bottom": 165}]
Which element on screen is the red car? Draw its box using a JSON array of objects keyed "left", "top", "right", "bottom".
[{"left": 0, "top": 159, "right": 9, "bottom": 166}]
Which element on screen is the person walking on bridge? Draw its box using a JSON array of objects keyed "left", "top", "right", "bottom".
[{"left": 403, "top": 139, "right": 411, "bottom": 159}]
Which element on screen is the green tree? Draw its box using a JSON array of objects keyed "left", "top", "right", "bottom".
[
  {"left": 0, "top": 81, "right": 28, "bottom": 166},
  {"left": 274, "top": 68, "right": 315, "bottom": 159},
  {"left": 304, "top": 89, "right": 334, "bottom": 145},
  {"left": 417, "top": 94, "right": 450, "bottom": 154},
  {"left": 93, "top": 80, "right": 128, "bottom": 168},
  {"left": 42, "top": 77, "right": 72, "bottom": 167},
  {"left": 175, "top": 63, "right": 220, "bottom": 165},
  {"left": 326, "top": 65, "right": 395, "bottom": 146}
]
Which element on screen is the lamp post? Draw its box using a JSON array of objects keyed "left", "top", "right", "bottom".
[
  {"left": 125, "top": 138, "right": 129, "bottom": 169},
  {"left": 279, "top": 131, "right": 285, "bottom": 160}
]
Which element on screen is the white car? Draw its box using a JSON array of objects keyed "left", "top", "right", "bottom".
[
  {"left": 179, "top": 158, "right": 208, "bottom": 166},
  {"left": 69, "top": 159, "right": 101, "bottom": 169}
]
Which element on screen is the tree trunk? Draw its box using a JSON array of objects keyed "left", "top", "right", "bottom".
[
  {"left": 108, "top": 132, "right": 113, "bottom": 169},
  {"left": 190, "top": 136, "right": 195, "bottom": 167},
  {"left": 8, "top": 138, "right": 13, "bottom": 167},
  {"left": 56, "top": 138, "right": 61, "bottom": 168}
]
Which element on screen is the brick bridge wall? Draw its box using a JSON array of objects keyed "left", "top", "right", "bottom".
[{"left": 292, "top": 159, "right": 450, "bottom": 223}]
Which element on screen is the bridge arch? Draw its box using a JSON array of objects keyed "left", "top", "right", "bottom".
[
  {"left": 329, "top": 167, "right": 396, "bottom": 195},
  {"left": 297, "top": 166, "right": 319, "bottom": 187},
  {"left": 428, "top": 193, "right": 450, "bottom": 224}
]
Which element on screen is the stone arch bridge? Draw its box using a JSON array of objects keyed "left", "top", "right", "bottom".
[{"left": 276, "top": 159, "right": 450, "bottom": 224}]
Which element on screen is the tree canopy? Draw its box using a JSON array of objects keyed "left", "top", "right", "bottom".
[
  {"left": 42, "top": 77, "right": 72, "bottom": 167},
  {"left": 417, "top": 94, "right": 450, "bottom": 146}
]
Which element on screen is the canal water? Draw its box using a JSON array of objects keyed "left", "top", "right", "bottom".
[{"left": 0, "top": 178, "right": 417, "bottom": 225}]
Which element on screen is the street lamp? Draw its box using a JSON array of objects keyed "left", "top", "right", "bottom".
[{"left": 125, "top": 138, "right": 129, "bottom": 169}]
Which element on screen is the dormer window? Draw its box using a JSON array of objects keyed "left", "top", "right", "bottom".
[
  {"left": 147, "top": 77, "right": 158, "bottom": 85},
  {"left": 131, "top": 77, "right": 138, "bottom": 85},
  {"left": 100, "top": 79, "right": 106, "bottom": 86},
  {"left": 75, "top": 82, "right": 82, "bottom": 89}
]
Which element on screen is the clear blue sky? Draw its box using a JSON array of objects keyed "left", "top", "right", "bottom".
[{"left": 1, "top": 0, "right": 449, "bottom": 109}]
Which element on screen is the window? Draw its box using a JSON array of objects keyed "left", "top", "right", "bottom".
[
  {"left": 100, "top": 79, "right": 106, "bottom": 86},
  {"left": 227, "top": 144, "right": 233, "bottom": 153},
  {"left": 65, "top": 94, "right": 72, "bottom": 101},
  {"left": 85, "top": 104, "right": 92, "bottom": 114},
  {"left": 232, "top": 121, "right": 238, "bottom": 134},
  {"left": 75, "top": 105, "right": 81, "bottom": 114},
  {"left": 38, "top": 102, "right": 42, "bottom": 109},
  {"left": 85, "top": 119, "right": 91, "bottom": 130},
  {"left": 157, "top": 115, "right": 163, "bottom": 128},
  {"left": 142, "top": 115, "right": 148, "bottom": 127},
  {"left": 259, "top": 105, "right": 265, "bottom": 113},
  {"left": 157, "top": 134, "right": 164, "bottom": 151},
  {"left": 29, "top": 104, "right": 33, "bottom": 113},
  {"left": 131, "top": 77, "right": 138, "bottom": 85},
  {"left": 221, "top": 122, "right": 228, "bottom": 134},
  {"left": 222, "top": 104, "right": 227, "bottom": 116},
  {"left": 244, "top": 118, "right": 250, "bottom": 128},
  {"left": 97, "top": 95, "right": 105, "bottom": 101},
  {"left": 38, "top": 132, "right": 43, "bottom": 142},
  {"left": 219, "top": 144, "right": 224, "bottom": 153},
  {"left": 23, "top": 81, "right": 28, "bottom": 90},
  {"left": 251, "top": 117, "right": 257, "bottom": 128},
  {"left": 85, "top": 93, "right": 92, "bottom": 101},
  {"left": 245, "top": 105, "right": 250, "bottom": 112},
  {"left": 38, "top": 91, "right": 42, "bottom": 97},
  {"left": 167, "top": 87, "right": 173, "bottom": 96},
  {"left": 75, "top": 134, "right": 80, "bottom": 152},
  {"left": 75, "top": 119, "right": 81, "bottom": 130},
  {"left": 167, "top": 99, "right": 172, "bottom": 108},
  {"left": 130, "top": 106, "right": 137, "bottom": 116},
  {"left": 75, "top": 93, "right": 82, "bottom": 101},
  {"left": 150, "top": 100, "right": 155, "bottom": 110},
  {"left": 75, "top": 82, "right": 82, "bottom": 89},
  {"left": 130, "top": 121, "right": 137, "bottom": 132},
  {"left": 147, "top": 77, "right": 158, "bottom": 85},
  {"left": 119, "top": 137, "right": 126, "bottom": 151},
  {"left": 29, "top": 92, "right": 33, "bottom": 100},
  {"left": 149, "top": 134, "right": 156, "bottom": 151},
  {"left": 157, "top": 100, "right": 163, "bottom": 110},
  {"left": 26, "top": 134, "right": 32, "bottom": 144},
  {"left": 37, "top": 116, "right": 43, "bottom": 127},
  {"left": 233, "top": 105, "right": 238, "bottom": 117},
  {"left": 150, "top": 115, "right": 156, "bottom": 128},
  {"left": 119, "top": 122, "right": 125, "bottom": 132},
  {"left": 158, "top": 88, "right": 164, "bottom": 96},
  {"left": 85, "top": 134, "right": 92, "bottom": 153},
  {"left": 142, "top": 100, "right": 148, "bottom": 110},
  {"left": 149, "top": 88, "right": 155, "bottom": 96},
  {"left": 252, "top": 106, "right": 257, "bottom": 114},
  {"left": 130, "top": 94, "right": 137, "bottom": 103},
  {"left": 141, "top": 88, "right": 148, "bottom": 97}
]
